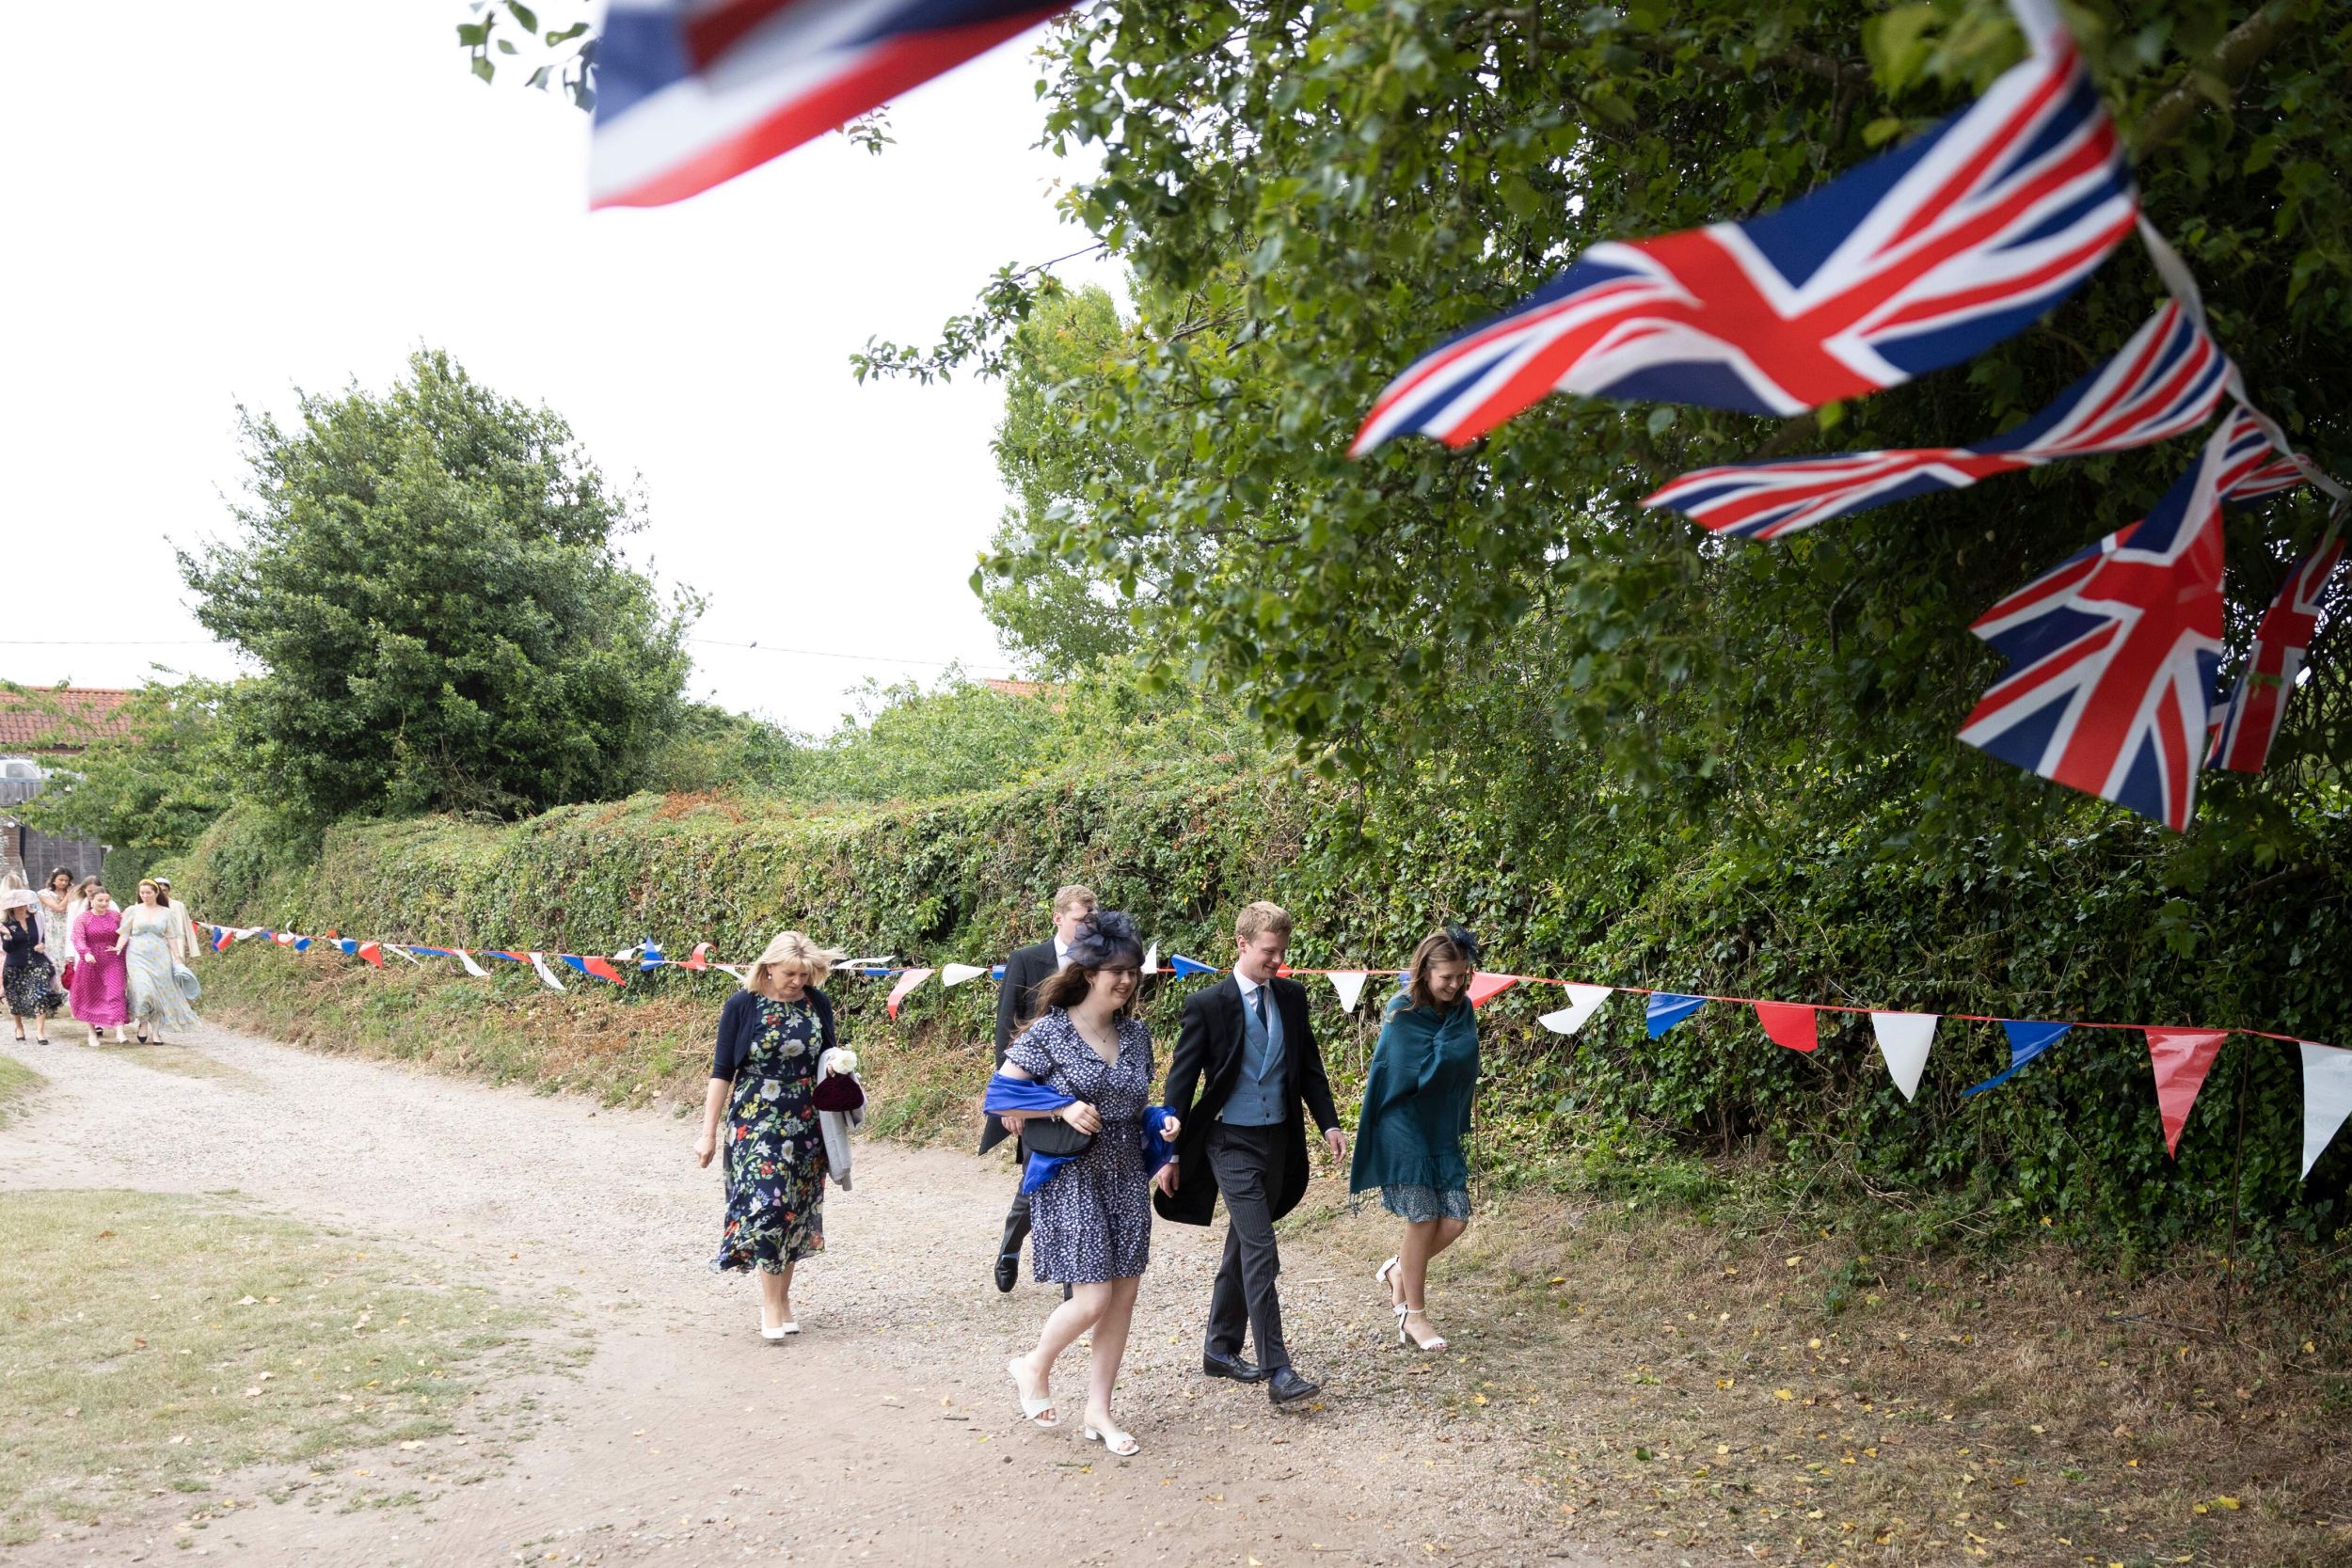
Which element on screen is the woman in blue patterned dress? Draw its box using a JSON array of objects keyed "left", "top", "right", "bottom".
[
  {"left": 994, "top": 911, "right": 1175, "bottom": 1457},
  {"left": 694, "top": 929, "right": 847, "bottom": 1340}
]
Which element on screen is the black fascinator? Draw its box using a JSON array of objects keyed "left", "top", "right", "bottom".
[
  {"left": 1444, "top": 925, "right": 1483, "bottom": 965},
  {"left": 1067, "top": 909, "right": 1146, "bottom": 970}
]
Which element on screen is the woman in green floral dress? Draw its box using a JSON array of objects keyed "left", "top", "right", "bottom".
[{"left": 694, "top": 929, "right": 847, "bottom": 1338}]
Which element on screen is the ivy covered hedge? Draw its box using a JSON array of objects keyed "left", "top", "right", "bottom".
[{"left": 180, "top": 763, "right": 2352, "bottom": 1253}]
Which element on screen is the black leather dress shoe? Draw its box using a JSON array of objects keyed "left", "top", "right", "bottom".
[
  {"left": 1201, "top": 1350, "right": 1267, "bottom": 1383},
  {"left": 1266, "top": 1366, "right": 1321, "bottom": 1406},
  {"left": 993, "top": 1253, "right": 1020, "bottom": 1293}
]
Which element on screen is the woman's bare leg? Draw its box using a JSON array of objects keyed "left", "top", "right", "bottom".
[
  {"left": 1397, "top": 1215, "right": 1470, "bottom": 1347},
  {"left": 1082, "top": 1277, "right": 1142, "bottom": 1431},
  {"left": 759, "top": 1265, "right": 794, "bottom": 1330},
  {"left": 1016, "top": 1282, "right": 1111, "bottom": 1420}
]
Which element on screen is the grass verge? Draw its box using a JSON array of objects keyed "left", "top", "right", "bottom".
[
  {"left": 0, "top": 1189, "right": 541, "bottom": 1547},
  {"left": 1308, "top": 1184, "right": 2352, "bottom": 1567},
  {"left": 0, "top": 1049, "right": 40, "bottom": 1126}
]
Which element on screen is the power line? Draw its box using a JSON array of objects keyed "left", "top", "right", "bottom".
[{"left": 0, "top": 636, "right": 1016, "bottom": 673}]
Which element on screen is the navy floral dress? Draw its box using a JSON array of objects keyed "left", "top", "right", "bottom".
[
  {"left": 1005, "top": 1009, "right": 1156, "bottom": 1285},
  {"left": 710, "top": 990, "right": 831, "bottom": 1275}
]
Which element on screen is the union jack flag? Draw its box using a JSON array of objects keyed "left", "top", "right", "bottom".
[
  {"left": 1351, "top": 39, "right": 2135, "bottom": 454},
  {"left": 1644, "top": 300, "right": 2226, "bottom": 539},
  {"left": 2208, "top": 530, "right": 2344, "bottom": 773},
  {"left": 592, "top": 0, "right": 1073, "bottom": 209},
  {"left": 1958, "top": 415, "right": 2281, "bottom": 830},
  {"left": 2216, "top": 404, "right": 2319, "bottom": 503}
]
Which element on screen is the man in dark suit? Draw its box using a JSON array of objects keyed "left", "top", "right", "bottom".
[
  {"left": 1153, "top": 900, "right": 1344, "bottom": 1405},
  {"left": 985, "top": 883, "right": 1097, "bottom": 1291}
]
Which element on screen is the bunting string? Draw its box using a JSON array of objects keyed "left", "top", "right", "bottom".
[{"left": 194, "top": 918, "right": 2352, "bottom": 1177}]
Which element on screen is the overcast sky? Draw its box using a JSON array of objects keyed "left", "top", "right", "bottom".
[{"left": 3, "top": 4, "right": 1120, "bottom": 733}]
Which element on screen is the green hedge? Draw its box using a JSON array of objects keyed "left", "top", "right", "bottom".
[{"left": 180, "top": 763, "right": 2352, "bottom": 1253}]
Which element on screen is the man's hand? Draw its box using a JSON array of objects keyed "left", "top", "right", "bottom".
[
  {"left": 1325, "top": 1127, "right": 1347, "bottom": 1163},
  {"left": 1153, "top": 1163, "right": 1180, "bottom": 1196}
]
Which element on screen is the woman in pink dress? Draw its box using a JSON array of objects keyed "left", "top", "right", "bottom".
[{"left": 71, "top": 888, "right": 130, "bottom": 1043}]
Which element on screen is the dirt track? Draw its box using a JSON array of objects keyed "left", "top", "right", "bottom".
[{"left": 0, "top": 1022, "right": 1595, "bottom": 1567}]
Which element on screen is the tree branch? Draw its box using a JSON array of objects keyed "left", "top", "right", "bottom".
[{"left": 2130, "top": 0, "right": 2312, "bottom": 158}]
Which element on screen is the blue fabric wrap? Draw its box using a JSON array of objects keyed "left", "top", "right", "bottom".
[{"left": 983, "top": 1074, "right": 1176, "bottom": 1195}]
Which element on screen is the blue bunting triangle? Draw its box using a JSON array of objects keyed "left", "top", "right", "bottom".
[
  {"left": 1961, "top": 1020, "right": 2074, "bottom": 1097},
  {"left": 1646, "top": 992, "right": 1707, "bottom": 1037},
  {"left": 1168, "top": 955, "right": 1220, "bottom": 977}
]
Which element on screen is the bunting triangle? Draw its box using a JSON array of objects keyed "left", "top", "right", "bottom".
[
  {"left": 940, "top": 962, "right": 989, "bottom": 989},
  {"left": 386, "top": 943, "right": 423, "bottom": 965},
  {"left": 1961, "top": 1020, "right": 2072, "bottom": 1096},
  {"left": 457, "top": 951, "right": 491, "bottom": 978},
  {"left": 1142, "top": 943, "right": 1159, "bottom": 975},
  {"left": 1646, "top": 993, "right": 1706, "bottom": 1037},
  {"left": 1868, "top": 1012, "right": 1939, "bottom": 1101},
  {"left": 357, "top": 942, "right": 385, "bottom": 970},
  {"left": 2299, "top": 1042, "right": 2352, "bottom": 1178},
  {"left": 528, "top": 953, "right": 567, "bottom": 992},
  {"left": 887, "top": 968, "right": 936, "bottom": 1020},
  {"left": 2146, "top": 1029, "right": 2230, "bottom": 1157},
  {"left": 1537, "top": 983, "right": 1614, "bottom": 1037},
  {"left": 1168, "top": 955, "right": 1219, "bottom": 978},
  {"left": 1467, "top": 973, "right": 1520, "bottom": 1008},
  {"left": 683, "top": 942, "right": 712, "bottom": 972},
  {"left": 1755, "top": 1001, "right": 1819, "bottom": 1053},
  {"left": 1327, "top": 972, "right": 1370, "bottom": 1012}
]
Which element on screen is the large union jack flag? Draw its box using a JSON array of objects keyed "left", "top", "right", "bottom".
[
  {"left": 1643, "top": 300, "right": 2226, "bottom": 539},
  {"left": 592, "top": 0, "right": 1073, "bottom": 209},
  {"left": 1351, "top": 38, "right": 2135, "bottom": 455},
  {"left": 1958, "top": 415, "right": 2283, "bottom": 829}
]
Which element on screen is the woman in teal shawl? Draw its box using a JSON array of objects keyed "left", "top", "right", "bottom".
[{"left": 1349, "top": 927, "right": 1479, "bottom": 1352}]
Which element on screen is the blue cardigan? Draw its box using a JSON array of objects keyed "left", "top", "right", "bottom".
[{"left": 710, "top": 986, "right": 837, "bottom": 1081}]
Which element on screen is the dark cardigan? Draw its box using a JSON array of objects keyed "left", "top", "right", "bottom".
[{"left": 709, "top": 985, "right": 837, "bottom": 1081}]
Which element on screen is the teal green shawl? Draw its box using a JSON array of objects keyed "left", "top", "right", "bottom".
[{"left": 1347, "top": 990, "right": 1479, "bottom": 1196}]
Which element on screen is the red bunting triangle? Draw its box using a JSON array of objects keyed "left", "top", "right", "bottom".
[
  {"left": 1467, "top": 973, "right": 1519, "bottom": 1007},
  {"left": 581, "top": 957, "right": 627, "bottom": 986},
  {"left": 886, "top": 968, "right": 935, "bottom": 1020},
  {"left": 2146, "top": 1028, "right": 2230, "bottom": 1156},
  {"left": 357, "top": 942, "right": 384, "bottom": 970},
  {"left": 1755, "top": 1002, "right": 1819, "bottom": 1053},
  {"left": 683, "top": 942, "right": 711, "bottom": 972}
]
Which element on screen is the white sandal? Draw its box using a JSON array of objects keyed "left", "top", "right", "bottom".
[
  {"left": 1008, "top": 1358, "right": 1058, "bottom": 1428},
  {"left": 1375, "top": 1255, "right": 1401, "bottom": 1307},
  {"left": 1081, "top": 1421, "right": 1138, "bottom": 1457},
  {"left": 1397, "top": 1305, "right": 1447, "bottom": 1353}
]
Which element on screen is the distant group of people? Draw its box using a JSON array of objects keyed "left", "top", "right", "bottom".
[
  {"left": 694, "top": 882, "right": 1484, "bottom": 1458},
  {"left": 0, "top": 868, "right": 200, "bottom": 1044}
]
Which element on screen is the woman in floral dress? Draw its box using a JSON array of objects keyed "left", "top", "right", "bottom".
[
  {"left": 693, "top": 929, "right": 847, "bottom": 1339},
  {"left": 2, "top": 895, "right": 58, "bottom": 1041},
  {"left": 993, "top": 911, "right": 1173, "bottom": 1456},
  {"left": 70, "top": 887, "right": 130, "bottom": 1044}
]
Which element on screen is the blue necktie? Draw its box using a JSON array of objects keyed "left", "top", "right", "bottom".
[{"left": 1253, "top": 986, "right": 1268, "bottom": 1027}]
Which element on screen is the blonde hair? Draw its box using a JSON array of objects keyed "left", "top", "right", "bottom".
[
  {"left": 1235, "top": 900, "right": 1294, "bottom": 943},
  {"left": 744, "top": 929, "right": 847, "bottom": 991},
  {"left": 1052, "top": 884, "right": 1098, "bottom": 917}
]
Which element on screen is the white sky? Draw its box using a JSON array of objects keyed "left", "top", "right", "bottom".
[{"left": 2, "top": 4, "right": 1120, "bottom": 733}]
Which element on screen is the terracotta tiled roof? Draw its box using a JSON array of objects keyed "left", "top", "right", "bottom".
[
  {"left": 0, "top": 688, "right": 137, "bottom": 752},
  {"left": 983, "top": 678, "right": 1061, "bottom": 699}
]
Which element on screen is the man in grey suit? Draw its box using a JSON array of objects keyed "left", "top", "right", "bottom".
[{"left": 985, "top": 883, "right": 1097, "bottom": 1292}]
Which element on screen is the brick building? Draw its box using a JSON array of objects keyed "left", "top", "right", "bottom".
[{"left": 0, "top": 687, "right": 135, "bottom": 884}]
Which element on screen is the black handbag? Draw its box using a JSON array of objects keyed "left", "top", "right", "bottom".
[{"left": 1019, "top": 1112, "right": 1095, "bottom": 1158}]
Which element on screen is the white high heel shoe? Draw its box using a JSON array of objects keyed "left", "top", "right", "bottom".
[
  {"left": 1081, "top": 1421, "right": 1138, "bottom": 1457},
  {"left": 1008, "top": 1358, "right": 1058, "bottom": 1428},
  {"left": 1396, "top": 1304, "right": 1447, "bottom": 1353}
]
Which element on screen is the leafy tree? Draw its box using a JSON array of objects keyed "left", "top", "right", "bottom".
[
  {"left": 182, "top": 349, "right": 698, "bottom": 824},
  {"left": 643, "top": 703, "right": 811, "bottom": 795},
  {"left": 12, "top": 676, "right": 241, "bottom": 874},
  {"left": 980, "top": 285, "right": 1151, "bottom": 673},
  {"left": 865, "top": 0, "right": 2351, "bottom": 855}
]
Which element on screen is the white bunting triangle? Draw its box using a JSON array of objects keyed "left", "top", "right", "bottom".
[
  {"left": 457, "top": 951, "right": 491, "bottom": 978},
  {"left": 2299, "top": 1041, "right": 2352, "bottom": 1178},
  {"left": 528, "top": 952, "right": 567, "bottom": 992},
  {"left": 1869, "top": 1012, "right": 1939, "bottom": 1101},
  {"left": 713, "top": 963, "right": 749, "bottom": 982},
  {"left": 940, "top": 962, "right": 989, "bottom": 990},
  {"left": 1327, "top": 972, "right": 1370, "bottom": 1012},
  {"left": 1538, "top": 983, "right": 1614, "bottom": 1036},
  {"left": 1143, "top": 943, "right": 1159, "bottom": 975},
  {"left": 386, "top": 943, "right": 423, "bottom": 965}
]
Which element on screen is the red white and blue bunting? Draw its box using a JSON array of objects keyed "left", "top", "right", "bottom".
[{"left": 197, "top": 919, "right": 2352, "bottom": 1178}]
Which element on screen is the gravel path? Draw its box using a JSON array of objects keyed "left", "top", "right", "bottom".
[{"left": 0, "top": 1021, "right": 1596, "bottom": 1568}]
